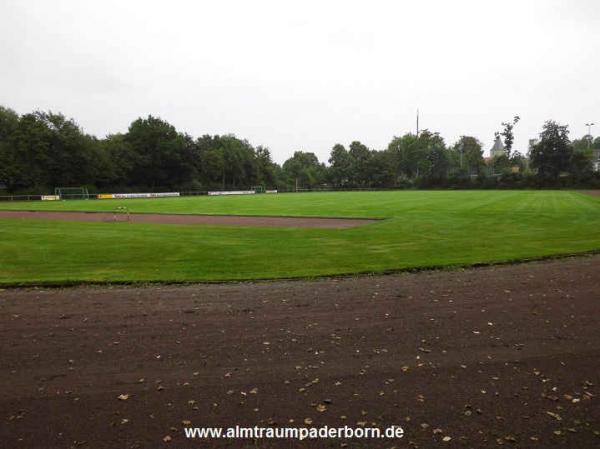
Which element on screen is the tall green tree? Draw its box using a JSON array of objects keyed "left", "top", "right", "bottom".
[
  {"left": 124, "top": 115, "right": 195, "bottom": 189},
  {"left": 0, "top": 106, "right": 19, "bottom": 140},
  {"left": 97, "top": 133, "right": 132, "bottom": 188},
  {"left": 572, "top": 136, "right": 592, "bottom": 152},
  {"left": 501, "top": 115, "right": 520, "bottom": 158},
  {"left": 254, "top": 145, "right": 277, "bottom": 188},
  {"left": 4, "top": 110, "right": 100, "bottom": 191},
  {"left": 328, "top": 143, "right": 352, "bottom": 187},
  {"left": 366, "top": 150, "right": 394, "bottom": 187},
  {"left": 529, "top": 120, "right": 572, "bottom": 179},
  {"left": 218, "top": 135, "right": 258, "bottom": 189},
  {"left": 0, "top": 106, "right": 20, "bottom": 190},
  {"left": 510, "top": 150, "right": 527, "bottom": 172},
  {"left": 386, "top": 130, "right": 447, "bottom": 182},
  {"left": 422, "top": 145, "right": 449, "bottom": 182},
  {"left": 348, "top": 141, "right": 372, "bottom": 186},
  {"left": 386, "top": 134, "right": 422, "bottom": 180},
  {"left": 282, "top": 151, "right": 325, "bottom": 190},
  {"left": 450, "top": 136, "right": 484, "bottom": 175}
]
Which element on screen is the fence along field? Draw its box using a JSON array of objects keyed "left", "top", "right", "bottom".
[
  {"left": 0, "top": 187, "right": 276, "bottom": 202},
  {"left": 0, "top": 190, "right": 599, "bottom": 285}
]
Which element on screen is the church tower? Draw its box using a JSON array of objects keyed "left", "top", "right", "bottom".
[{"left": 490, "top": 135, "right": 505, "bottom": 158}]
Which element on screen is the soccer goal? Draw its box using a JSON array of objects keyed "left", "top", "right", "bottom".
[
  {"left": 54, "top": 186, "right": 90, "bottom": 200},
  {"left": 252, "top": 185, "right": 265, "bottom": 194}
]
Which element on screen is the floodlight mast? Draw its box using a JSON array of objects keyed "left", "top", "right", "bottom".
[{"left": 585, "top": 122, "right": 595, "bottom": 148}]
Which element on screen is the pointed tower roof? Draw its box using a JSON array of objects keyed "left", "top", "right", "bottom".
[
  {"left": 491, "top": 136, "right": 504, "bottom": 151},
  {"left": 490, "top": 135, "right": 505, "bottom": 157}
]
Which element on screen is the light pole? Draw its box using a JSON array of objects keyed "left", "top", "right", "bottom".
[
  {"left": 585, "top": 122, "right": 595, "bottom": 148},
  {"left": 416, "top": 109, "right": 420, "bottom": 137}
]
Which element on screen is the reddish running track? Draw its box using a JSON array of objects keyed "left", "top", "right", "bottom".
[{"left": 0, "top": 210, "right": 378, "bottom": 228}]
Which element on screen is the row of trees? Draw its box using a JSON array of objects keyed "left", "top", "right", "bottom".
[
  {"left": 1, "top": 105, "right": 599, "bottom": 194},
  {"left": 0, "top": 107, "right": 280, "bottom": 193},
  {"left": 281, "top": 122, "right": 600, "bottom": 189}
]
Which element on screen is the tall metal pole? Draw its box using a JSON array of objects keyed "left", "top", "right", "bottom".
[
  {"left": 585, "top": 122, "right": 595, "bottom": 148},
  {"left": 416, "top": 109, "right": 419, "bottom": 137}
]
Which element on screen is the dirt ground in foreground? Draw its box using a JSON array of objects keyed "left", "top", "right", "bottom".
[
  {"left": 0, "top": 210, "right": 376, "bottom": 228},
  {"left": 1, "top": 257, "right": 599, "bottom": 449}
]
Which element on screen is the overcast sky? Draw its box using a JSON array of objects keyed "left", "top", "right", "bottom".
[{"left": 1, "top": 0, "right": 598, "bottom": 163}]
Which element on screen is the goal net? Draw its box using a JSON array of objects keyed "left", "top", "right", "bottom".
[{"left": 54, "top": 187, "right": 90, "bottom": 200}]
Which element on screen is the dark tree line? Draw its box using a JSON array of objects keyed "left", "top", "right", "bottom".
[
  {"left": 1, "top": 105, "right": 599, "bottom": 194},
  {"left": 0, "top": 107, "right": 281, "bottom": 193},
  {"left": 282, "top": 123, "right": 600, "bottom": 190}
]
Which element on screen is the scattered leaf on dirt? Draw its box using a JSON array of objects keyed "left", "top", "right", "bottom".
[{"left": 545, "top": 411, "right": 562, "bottom": 421}]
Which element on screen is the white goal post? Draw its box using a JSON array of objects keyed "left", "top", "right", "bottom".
[{"left": 54, "top": 187, "right": 90, "bottom": 200}]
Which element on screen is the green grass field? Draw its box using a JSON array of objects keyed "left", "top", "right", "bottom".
[{"left": 1, "top": 190, "right": 599, "bottom": 285}]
